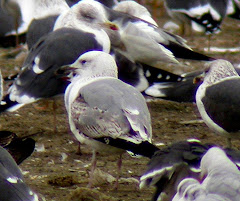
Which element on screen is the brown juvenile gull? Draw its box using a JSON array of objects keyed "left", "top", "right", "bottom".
[
  {"left": 64, "top": 51, "right": 159, "bottom": 187},
  {"left": 196, "top": 59, "right": 240, "bottom": 147}
]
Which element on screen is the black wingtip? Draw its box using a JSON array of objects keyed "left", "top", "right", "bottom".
[
  {"left": 0, "top": 94, "right": 19, "bottom": 113},
  {"left": 95, "top": 137, "right": 159, "bottom": 158},
  {"left": 162, "top": 42, "right": 215, "bottom": 61}
]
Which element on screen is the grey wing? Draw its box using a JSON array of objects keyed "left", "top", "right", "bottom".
[
  {"left": 71, "top": 79, "right": 152, "bottom": 142},
  {"left": 11, "top": 28, "right": 102, "bottom": 100},
  {"left": 202, "top": 79, "right": 240, "bottom": 132}
]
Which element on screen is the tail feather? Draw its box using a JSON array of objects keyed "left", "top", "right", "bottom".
[
  {"left": 161, "top": 42, "right": 215, "bottom": 61},
  {"left": 143, "top": 69, "right": 202, "bottom": 102},
  {"left": 142, "top": 64, "right": 184, "bottom": 85},
  {"left": 95, "top": 137, "right": 159, "bottom": 158},
  {"left": 0, "top": 94, "right": 22, "bottom": 113}
]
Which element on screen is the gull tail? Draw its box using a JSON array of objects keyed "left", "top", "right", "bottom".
[
  {"left": 0, "top": 94, "right": 23, "bottom": 113},
  {"left": 143, "top": 67, "right": 202, "bottom": 102},
  {"left": 161, "top": 42, "right": 215, "bottom": 61},
  {"left": 95, "top": 137, "right": 159, "bottom": 158}
]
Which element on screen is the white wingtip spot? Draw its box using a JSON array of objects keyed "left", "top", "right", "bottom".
[
  {"left": 33, "top": 64, "right": 44, "bottom": 74},
  {"left": 166, "top": 75, "right": 170, "bottom": 80},
  {"left": 145, "top": 70, "right": 151, "bottom": 77},
  {"left": 7, "top": 176, "right": 19, "bottom": 183},
  {"left": 33, "top": 56, "right": 44, "bottom": 74},
  {"left": 157, "top": 74, "right": 162, "bottom": 79},
  {"left": 187, "top": 138, "right": 201, "bottom": 143},
  {"left": 190, "top": 167, "right": 201, "bottom": 173}
]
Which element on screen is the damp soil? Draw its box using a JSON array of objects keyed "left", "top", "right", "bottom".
[{"left": 0, "top": 4, "right": 240, "bottom": 201}]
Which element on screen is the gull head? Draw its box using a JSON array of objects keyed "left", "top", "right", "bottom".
[
  {"left": 203, "top": 59, "right": 238, "bottom": 86},
  {"left": 67, "top": 51, "right": 118, "bottom": 79}
]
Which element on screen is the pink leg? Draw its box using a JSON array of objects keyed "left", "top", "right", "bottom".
[
  {"left": 88, "top": 150, "right": 97, "bottom": 188},
  {"left": 113, "top": 153, "right": 123, "bottom": 190}
]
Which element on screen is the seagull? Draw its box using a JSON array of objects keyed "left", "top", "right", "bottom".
[
  {"left": 164, "top": 0, "right": 228, "bottom": 35},
  {"left": 140, "top": 139, "right": 240, "bottom": 201},
  {"left": 195, "top": 59, "right": 240, "bottom": 147},
  {"left": 108, "top": 0, "right": 215, "bottom": 64},
  {"left": 173, "top": 147, "right": 240, "bottom": 201},
  {"left": 0, "top": 145, "right": 38, "bottom": 201},
  {"left": 26, "top": 0, "right": 119, "bottom": 50},
  {"left": 64, "top": 51, "right": 159, "bottom": 187}
]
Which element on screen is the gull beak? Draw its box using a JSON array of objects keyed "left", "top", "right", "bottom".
[
  {"left": 60, "top": 63, "right": 78, "bottom": 71},
  {"left": 104, "top": 21, "right": 119, "bottom": 31},
  {"left": 56, "top": 62, "right": 80, "bottom": 80},
  {"left": 193, "top": 71, "right": 206, "bottom": 84}
]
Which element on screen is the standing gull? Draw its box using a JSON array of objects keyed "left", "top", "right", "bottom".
[
  {"left": 64, "top": 51, "right": 159, "bottom": 187},
  {"left": 196, "top": 59, "right": 240, "bottom": 147}
]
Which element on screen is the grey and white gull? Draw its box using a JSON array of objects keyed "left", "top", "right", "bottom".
[{"left": 64, "top": 51, "right": 159, "bottom": 187}]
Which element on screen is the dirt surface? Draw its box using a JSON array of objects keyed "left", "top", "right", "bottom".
[{"left": 0, "top": 3, "right": 240, "bottom": 201}]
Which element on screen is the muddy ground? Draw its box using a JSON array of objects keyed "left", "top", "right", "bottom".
[{"left": 0, "top": 4, "right": 240, "bottom": 201}]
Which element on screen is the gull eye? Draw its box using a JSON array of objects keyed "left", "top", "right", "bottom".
[
  {"left": 83, "top": 13, "right": 94, "bottom": 20},
  {"left": 80, "top": 9, "right": 95, "bottom": 21},
  {"left": 80, "top": 60, "right": 87, "bottom": 65}
]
